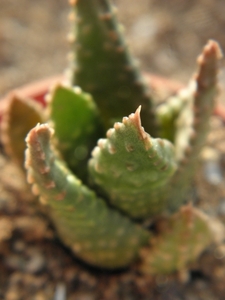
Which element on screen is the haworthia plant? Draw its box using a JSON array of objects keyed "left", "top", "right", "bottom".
[{"left": 1, "top": 0, "right": 224, "bottom": 274}]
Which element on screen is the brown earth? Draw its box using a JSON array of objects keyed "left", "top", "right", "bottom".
[{"left": 1, "top": 1, "right": 225, "bottom": 299}]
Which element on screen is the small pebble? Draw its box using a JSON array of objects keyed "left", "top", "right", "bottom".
[
  {"left": 204, "top": 160, "right": 223, "bottom": 185},
  {"left": 131, "top": 14, "right": 158, "bottom": 40},
  {"left": 54, "top": 283, "right": 66, "bottom": 300},
  {"left": 25, "top": 251, "right": 46, "bottom": 274},
  {"left": 217, "top": 199, "right": 225, "bottom": 216}
]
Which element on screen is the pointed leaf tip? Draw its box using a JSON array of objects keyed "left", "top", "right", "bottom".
[
  {"left": 201, "top": 40, "right": 223, "bottom": 61},
  {"left": 127, "top": 106, "right": 148, "bottom": 140},
  {"left": 168, "top": 40, "right": 222, "bottom": 209},
  {"left": 129, "top": 105, "right": 142, "bottom": 126},
  {"left": 196, "top": 40, "right": 222, "bottom": 89}
]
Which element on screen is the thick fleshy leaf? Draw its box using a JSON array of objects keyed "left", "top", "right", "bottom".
[
  {"left": 89, "top": 107, "right": 177, "bottom": 219},
  {"left": 156, "top": 88, "right": 191, "bottom": 143},
  {"left": 140, "top": 206, "right": 213, "bottom": 274},
  {"left": 25, "top": 123, "right": 149, "bottom": 269},
  {"left": 48, "top": 84, "right": 104, "bottom": 180},
  {"left": 175, "top": 40, "right": 222, "bottom": 162},
  {"left": 69, "top": 0, "right": 157, "bottom": 135},
  {"left": 168, "top": 40, "right": 222, "bottom": 210},
  {"left": 1, "top": 95, "right": 43, "bottom": 167}
]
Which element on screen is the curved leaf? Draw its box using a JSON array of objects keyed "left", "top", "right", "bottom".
[
  {"left": 25, "top": 123, "right": 149, "bottom": 269},
  {"left": 89, "top": 107, "right": 177, "bottom": 219},
  {"left": 49, "top": 84, "right": 104, "bottom": 180}
]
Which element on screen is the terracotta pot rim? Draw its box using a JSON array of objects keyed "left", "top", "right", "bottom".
[
  {"left": 0, "top": 73, "right": 183, "bottom": 105},
  {"left": 0, "top": 73, "right": 224, "bottom": 122},
  {"left": 1, "top": 75, "right": 63, "bottom": 103}
]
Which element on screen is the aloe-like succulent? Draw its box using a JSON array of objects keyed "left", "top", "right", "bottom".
[{"left": 1, "top": 0, "right": 224, "bottom": 274}]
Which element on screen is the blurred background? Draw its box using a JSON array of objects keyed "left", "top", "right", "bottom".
[{"left": 1, "top": 0, "right": 225, "bottom": 98}]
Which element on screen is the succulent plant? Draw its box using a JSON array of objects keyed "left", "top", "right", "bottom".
[{"left": 1, "top": 0, "right": 224, "bottom": 274}]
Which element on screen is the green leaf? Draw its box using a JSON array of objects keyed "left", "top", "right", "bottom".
[
  {"left": 175, "top": 40, "right": 221, "bottom": 162},
  {"left": 25, "top": 123, "right": 149, "bottom": 269},
  {"left": 140, "top": 206, "right": 213, "bottom": 274},
  {"left": 156, "top": 89, "right": 191, "bottom": 143},
  {"left": 69, "top": 0, "right": 157, "bottom": 135},
  {"left": 89, "top": 107, "right": 177, "bottom": 219},
  {"left": 168, "top": 40, "right": 222, "bottom": 210},
  {"left": 49, "top": 84, "right": 104, "bottom": 181}
]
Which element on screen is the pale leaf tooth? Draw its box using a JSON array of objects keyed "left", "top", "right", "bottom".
[
  {"left": 91, "top": 147, "right": 100, "bottom": 157},
  {"left": 68, "top": 11, "right": 75, "bottom": 21},
  {"left": 24, "top": 149, "right": 31, "bottom": 168},
  {"left": 32, "top": 184, "right": 40, "bottom": 196},
  {"left": 97, "top": 138, "right": 106, "bottom": 149},
  {"left": 40, "top": 197, "right": 47, "bottom": 205},
  {"left": 73, "top": 86, "right": 82, "bottom": 94},
  {"left": 27, "top": 171, "right": 34, "bottom": 184},
  {"left": 106, "top": 128, "right": 115, "bottom": 138},
  {"left": 114, "top": 122, "right": 122, "bottom": 130},
  {"left": 122, "top": 116, "right": 129, "bottom": 124},
  {"left": 67, "top": 32, "right": 76, "bottom": 43},
  {"left": 112, "top": 5, "right": 118, "bottom": 14}
]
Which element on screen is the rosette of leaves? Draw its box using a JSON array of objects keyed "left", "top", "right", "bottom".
[{"left": 1, "top": 0, "right": 223, "bottom": 274}]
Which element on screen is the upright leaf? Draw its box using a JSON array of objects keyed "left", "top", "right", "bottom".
[
  {"left": 168, "top": 40, "right": 222, "bottom": 210},
  {"left": 69, "top": 0, "right": 157, "bottom": 135}
]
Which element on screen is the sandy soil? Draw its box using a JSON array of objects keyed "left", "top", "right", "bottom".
[{"left": 1, "top": 0, "right": 225, "bottom": 96}]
